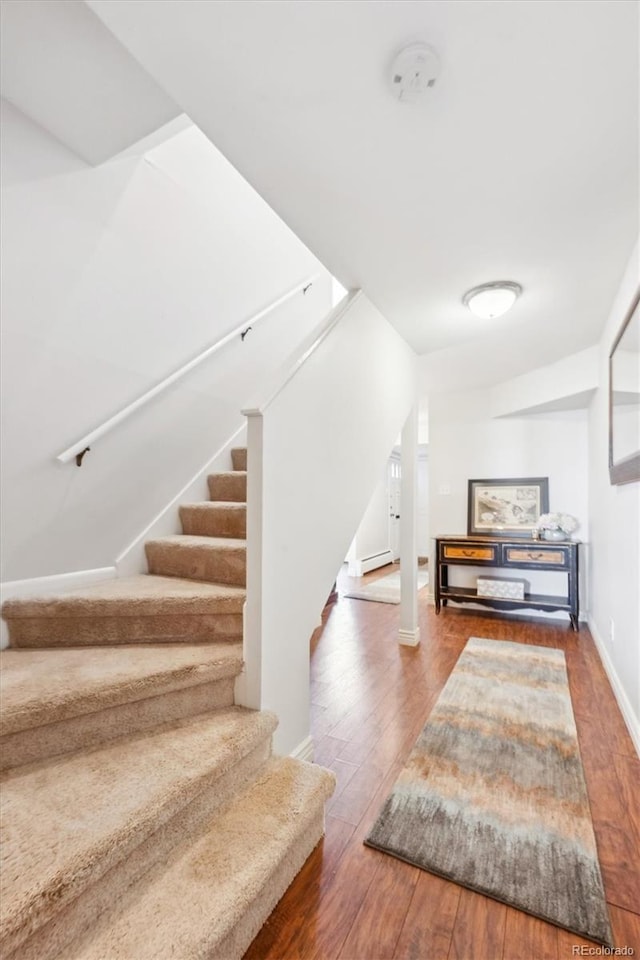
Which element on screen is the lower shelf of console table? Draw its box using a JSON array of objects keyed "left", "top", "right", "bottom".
[{"left": 434, "top": 536, "right": 581, "bottom": 631}]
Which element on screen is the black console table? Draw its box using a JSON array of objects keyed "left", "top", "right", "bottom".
[{"left": 434, "top": 535, "right": 580, "bottom": 631}]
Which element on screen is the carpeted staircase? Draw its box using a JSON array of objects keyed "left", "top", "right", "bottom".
[{"left": 0, "top": 447, "right": 335, "bottom": 960}]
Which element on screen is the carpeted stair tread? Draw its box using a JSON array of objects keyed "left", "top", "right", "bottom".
[
  {"left": 2, "top": 575, "right": 245, "bottom": 619},
  {"left": 231, "top": 447, "right": 247, "bottom": 471},
  {"left": 1, "top": 708, "right": 277, "bottom": 955},
  {"left": 64, "top": 757, "right": 336, "bottom": 960},
  {"left": 0, "top": 642, "right": 243, "bottom": 737},
  {"left": 145, "top": 536, "right": 246, "bottom": 586},
  {"left": 207, "top": 471, "right": 247, "bottom": 502},
  {"left": 180, "top": 503, "right": 246, "bottom": 538}
]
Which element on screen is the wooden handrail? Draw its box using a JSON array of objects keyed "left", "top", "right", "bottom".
[{"left": 56, "top": 275, "right": 319, "bottom": 465}]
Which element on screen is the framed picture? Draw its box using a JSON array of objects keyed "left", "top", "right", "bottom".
[{"left": 467, "top": 477, "right": 549, "bottom": 538}]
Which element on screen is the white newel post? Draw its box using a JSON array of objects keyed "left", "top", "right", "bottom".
[
  {"left": 398, "top": 403, "right": 420, "bottom": 646},
  {"left": 235, "top": 412, "right": 263, "bottom": 710}
]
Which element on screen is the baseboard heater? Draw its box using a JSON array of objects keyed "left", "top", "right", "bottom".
[{"left": 349, "top": 550, "right": 394, "bottom": 577}]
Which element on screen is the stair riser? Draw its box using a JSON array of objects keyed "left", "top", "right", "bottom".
[
  {"left": 214, "top": 801, "right": 327, "bottom": 960},
  {"left": 180, "top": 507, "right": 247, "bottom": 540},
  {"left": 207, "top": 474, "right": 247, "bottom": 502},
  {"left": 146, "top": 544, "right": 246, "bottom": 587},
  {"left": 231, "top": 448, "right": 247, "bottom": 471},
  {"left": 180, "top": 507, "right": 246, "bottom": 539},
  {"left": 6, "top": 741, "right": 274, "bottom": 960},
  {"left": 1, "top": 677, "right": 238, "bottom": 772},
  {"left": 7, "top": 614, "right": 243, "bottom": 648}
]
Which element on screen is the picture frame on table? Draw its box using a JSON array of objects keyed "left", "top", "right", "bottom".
[{"left": 467, "top": 477, "right": 549, "bottom": 539}]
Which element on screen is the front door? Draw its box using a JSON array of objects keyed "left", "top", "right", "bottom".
[{"left": 388, "top": 456, "right": 401, "bottom": 561}]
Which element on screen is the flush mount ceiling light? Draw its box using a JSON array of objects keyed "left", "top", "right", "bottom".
[{"left": 463, "top": 281, "right": 523, "bottom": 320}]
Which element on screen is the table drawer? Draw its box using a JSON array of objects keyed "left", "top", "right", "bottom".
[
  {"left": 502, "top": 545, "right": 568, "bottom": 567},
  {"left": 441, "top": 543, "right": 498, "bottom": 563}
]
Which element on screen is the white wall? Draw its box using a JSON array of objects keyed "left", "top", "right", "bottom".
[
  {"left": 1, "top": 0, "right": 181, "bottom": 165},
  {"left": 244, "top": 291, "right": 417, "bottom": 754},
  {"left": 428, "top": 388, "right": 590, "bottom": 616},
  {"left": 0, "top": 100, "right": 331, "bottom": 581},
  {"left": 417, "top": 448, "right": 429, "bottom": 558},
  {"left": 588, "top": 241, "right": 640, "bottom": 749},
  {"left": 490, "top": 346, "right": 598, "bottom": 418},
  {"left": 348, "top": 463, "right": 391, "bottom": 573}
]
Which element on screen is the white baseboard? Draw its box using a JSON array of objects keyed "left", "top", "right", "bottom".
[
  {"left": 398, "top": 627, "right": 421, "bottom": 647},
  {"left": 116, "top": 423, "right": 247, "bottom": 577},
  {"left": 588, "top": 615, "right": 640, "bottom": 758},
  {"left": 348, "top": 550, "right": 393, "bottom": 577},
  {"left": 290, "top": 735, "right": 314, "bottom": 763},
  {"left": 0, "top": 567, "right": 117, "bottom": 649}
]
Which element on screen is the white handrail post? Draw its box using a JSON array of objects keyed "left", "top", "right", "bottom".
[
  {"left": 236, "top": 411, "right": 264, "bottom": 710},
  {"left": 398, "top": 402, "right": 420, "bottom": 646}
]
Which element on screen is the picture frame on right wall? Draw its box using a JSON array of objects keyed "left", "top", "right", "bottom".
[{"left": 609, "top": 285, "right": 640, "bottom": 485}]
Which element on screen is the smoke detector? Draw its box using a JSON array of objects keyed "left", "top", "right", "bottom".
[{"left": 390, "top": 43, "right": 441, "bottom": 104}]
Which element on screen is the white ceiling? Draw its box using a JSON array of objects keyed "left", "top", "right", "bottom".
[
  {"left": 0, "top": 0, "right": 180, "bottom": 165},
  {"left": 86, "top": 0, "right": 640, "bottom": 385},
  {"left": 10, "top": 0, "right": 640, "bottom": 386}
]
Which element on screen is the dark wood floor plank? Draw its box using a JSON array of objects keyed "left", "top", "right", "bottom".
[
  {"left": 245, "top": 565, "right": 640, "bottom": 960},
  {"left": 393, "top": 871, "right": 460, "bottom": 960},
  {"left": 334, "top": 721, "right": 387, "bottom": 766},
  {"left": 613, "top": 752, "right": 640, "bottom": 850},
  {"left": 610, "top": 904, "right": 640, "bottom": 954},
  {"left": 570, "top": 660, "right": 635, "bottom": 756},
  {"left": 325, "top": 758, "right": 361, "bottom": 813},
  {"left": 596, "top": 828, "right": 640, "bottom": 914},
  {"left": 302, "top": 844, "right": 383, "bottom": 960},
  {"left": 449, "top": 889, "right": 506, "bottom": 960},
  {"left": 578, "top": 718, "right": 640, "bottom": 912},
  {"left": 338, "top": 854, "right": 420, "bottom": 959},
  {"left": 329, "top": 754, "right": 393, "bottom": 827},
  {"left": 556, "top": 927, "right": 601, "bottom": 958},
  {"left": 502, "top": 907, "right": 558, "bottom": 960},
  {"left": 313, "top": 734, "right": 350, "bottom": 767}
]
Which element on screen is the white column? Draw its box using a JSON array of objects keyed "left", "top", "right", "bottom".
[{"left": 398, "top": 403, "right": 420, "bottom": 646}]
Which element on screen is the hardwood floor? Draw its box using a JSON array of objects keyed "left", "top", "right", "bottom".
[{"left": 246, "top": 564, "right": 640, "bottom": 960}]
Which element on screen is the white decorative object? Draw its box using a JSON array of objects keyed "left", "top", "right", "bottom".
[
  {"left": 536, "top": 512, "right": 579, "bottom": 538},
  {"left": 477, "top": 576, "right": 526, "bottom": 600},
  {"left": 541, "top": 529, "right": 565, "bottom": 541}
]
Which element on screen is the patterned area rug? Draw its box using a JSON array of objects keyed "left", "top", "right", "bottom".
[
  {"left": 365, "top": 637, "right": 613, "bottom": 946},
  {"left": 344, "top": 568, "right": 429, "bottom": 604}
]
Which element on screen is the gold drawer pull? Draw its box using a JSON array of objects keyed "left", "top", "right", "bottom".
[
  {"left": 507, "top": 548, "right": 565, "bottom": 564},
  {"left": 444, "top": 546, "right": 495, "bottom": 560}
]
